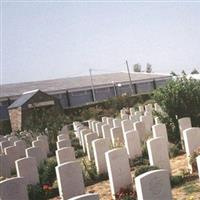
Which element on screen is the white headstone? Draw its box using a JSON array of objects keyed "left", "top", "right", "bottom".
[
  {"left": 5, "top": 145, "right": 20, "bottom": 170},
  {"left": 102, "top": 124, "right": 112, "bottom": 143},
  {"left": 25, "top": 146, "right": 45, "bottom": 166},
  {"left": 130, "top": 107, "right": 135, "bottom": 115},
  {"left": 8, "top": 136, "right": 18, "bottom": 145},
  {"left": 0, "top": 177, "right": 28, "bottom": 200},
  {"left": 140, "top": 115, "right": 153, "bottom": 133},
  {"left": 139, "top": 105, "right": 144, "bottom": 113},
  {"left": 134, "top": 121, "right": 146, "bottom": 141},
  {"left": 121, "top": 114, "right": 129, "bottom": 120},
  {"left": 56, "top": 161, "right": 85, "bottom": 199},
  {"left": 61, "top": 125, "right": 69, "bottom": 135},
  {"left": 113, "top": 118, "right": 122, "bottom": 128},
  {"left": 0, "top": 140, "right": 11, "bottom": 153},
  {"left": 110, "top": 127, "right": 124, "bottom": 147},
  {"left": 147, "top": 137, "right": 171, "bottom": 172},
  {"left": 124, "top": 130, "right": 142, "bottom": 159},
  {"left": 56, "top": 147, "right": 76, "bottom": 165},
  {"left": 135, "top": 169, "right": 172, "bottom": 200},
  {"left": 102, "top": 117, "right": 107, "bottom": 123},
  {"left": 183, "top": 127, "right": 200, "bottom": 156},
  {"left": 57, "top": 134, "right": 70, "bottom": 141},
  {"left": 105, "top": 148, "right": 133, "bottom": 199},
  {"left": 121, "top": 120, "right": 134, "bottom": 135},
  {"left": 91, "top": 121, "right": 97, "bottom": 133},
  {"left": 32, "top": 140, "right": 47, "bottom": 158},
  {"left": 107, "top": 117, "right": 114, "bottom": 127},
  {"left": 15, "top": 157, "right": 39, "bottom": 185},
  {"left": 154, "top": 117, "right": 160, "bottom": 125},
  {"left": 57, "top": 139, "right": 71, "bottom": 150},
  {"left": 152, "top": 124, "right": 168, "bottom": 143},
  {"left": 0, "top": 154, "right": 11, "bottom": 178},
  {"left": 85, "top": 133, "right": 98, "bottom": 161},
  {"left": 95, "top": 122, "right": 104, "bottom": 137},
  {"left": 80, "top": 129, "right": 91, "bottom": 153},
  {"left": 88, "top": 120, "right": 93, "bottom": 130},
  {"left": 36, "top": 135, "right": 49, "bottom": 154},
  {"left": 14, "top": 140, "right": 26, "bottom": 158},
  {"left": 178, "top": 117, "right": 192, "bottom": 140},
  {"left": 92, "top": 138, "right": 110, "bottom": 174}
]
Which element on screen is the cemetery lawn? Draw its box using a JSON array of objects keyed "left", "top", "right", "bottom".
[{"left": 86, "top": 154, "right": 200, "bottom": 200}]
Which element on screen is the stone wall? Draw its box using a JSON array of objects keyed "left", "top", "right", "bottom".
[{"left": 8, "top": 107, "right": 22, "bottom": 132}]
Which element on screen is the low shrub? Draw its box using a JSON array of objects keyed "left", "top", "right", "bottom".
[
  {"left": 28, "top": 183, "right": 59, "bottom": 200},
  {"left": 39, "top": 157, "right": 57, "bottom": 186},
  {"left": 75, "top": 149, "right": 86, "bottom": 158},
  {"left": 115, "top": 187, "right": 137, "bottom": 200},
  {"left": 27, "top": 184, "right": 46, "bottom": 200},
  {"left": 141, "top": 143, "right": 148, "bottom": 159},
  {"left": 129, "top": 156, "right": 149, "bottom": 169},
  {"left": 71, "top": 137, "right": 82, "bottom": 151},
  {"left": 169, "top": 143, "right": 181, "bottom": 158},
  {"left": 134, "top": 165, "right": 159, "bottom": 177},
  {"left": 170, "top": 175, "right": 184, "bottom": 188},
  {"left": 82, "top": 158, "right": 108, "bottom": 186}
]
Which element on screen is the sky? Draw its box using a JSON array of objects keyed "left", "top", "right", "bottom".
[{"left": 1, "top": 1, "right": 200, "bottom": 84}]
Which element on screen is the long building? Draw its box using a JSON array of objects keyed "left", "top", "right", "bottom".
[{"left": 0, "top": 72, "right": 171, "bottom": 121}]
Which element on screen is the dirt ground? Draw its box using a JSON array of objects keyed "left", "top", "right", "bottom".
[
  {"left": 51, "top": 154, "right": 200, "bottom": 200},
  {"left": 86, "top": 154, "right": 200, "bottom": 200}
]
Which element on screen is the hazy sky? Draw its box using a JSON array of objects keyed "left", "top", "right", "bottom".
[{"left": 1, "top": 1, "right": 200, "bottom": 84}]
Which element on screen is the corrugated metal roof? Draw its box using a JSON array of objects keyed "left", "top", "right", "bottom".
[
  {"left": 0, "top": 72, "right": 171, "bottom": 98},
  {"left": 8, "top": 90, "right": 38, "bottom": 109}
]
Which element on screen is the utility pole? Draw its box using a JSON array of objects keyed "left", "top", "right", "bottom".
[
  {"left": 89, "top": 68, "right": 96, "bottom": 102},
  {"left": 126, "top": 60, "right": 134, "bottom": 95}
]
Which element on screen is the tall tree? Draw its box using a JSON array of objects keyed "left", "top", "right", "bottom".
[
  {"left": 170, "top": 71, "right": 177, "bottom": 76},
  {"left": 133, "top": 63, "right": 141, "bottom": 72},
  {"left": 191, "top": 68, "right": 199, "bottom": 74},
  {"left": 146, "top": 63, "right": 152, "bottom": 73}
]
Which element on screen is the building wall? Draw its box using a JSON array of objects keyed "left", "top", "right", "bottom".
[
  {"left": 8, "top": 107, "right": 22, "bottom": 132},
  {"left": 68, "top": 89, "right": 93, "bottom": 107},
  {"left": 136, "top": 81, "right": 154, "bottom": 94},
  {"left": 95, "top": 87, "right": 115, "bottom": 101},
  {"left": 1, "top": 78, "right": 171, "bottom": 111}
]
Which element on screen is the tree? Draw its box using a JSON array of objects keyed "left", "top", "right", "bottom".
[
  {"left": 170, "top": 71, "right": 177, "bottom": 76},
  {"left": 181, "top": 70, "right": 187, "bottom": 75},
  {"left": 146, "top": 63, "right": 152, "bottom": 73},
  {"left": 154, "top": 77, "right": 200, "bottom": 143},
  {"left": 133, "top": 63, "right": 141, "bottom": 72},
  {"left": 191, "top": 68, "right": 199, "bottom": 74}
]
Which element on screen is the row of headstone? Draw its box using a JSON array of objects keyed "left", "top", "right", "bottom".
[
  {"left": 105, "top": 147, "right": 172, "bottom": 200},
  {"left": 55, "top": 124, "right": 100, "bottom": 200},
  {"left": 0, "top": 132, "right": 51, "bottom": 199}
]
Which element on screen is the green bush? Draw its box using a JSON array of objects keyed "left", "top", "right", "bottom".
[
  {"left": 169, "top": 143, "right": 181, "bottom": 158},
  {"left": 135, "top": 165, "right": 159, "bottom": 177},
  {"left": 129, "top": 156, "right": 149, "bottom": 169},
  {"left": 154, "top": 77, "right": 200, "bottom": 144},
  {"left": 24, "top": 107, "right": 70, "bottom": 155},
  {"left": 82, "top": 158, "right": 108, "bottom": 186},
  {"left": 39, "top": 157, "right": 57, "bottom": 185},
  {"left": 141, "top": 143, "right": 148, "bottom": 159},
  {"left": 170, "top": 175, "right": 184, "bottom": 188},
  {"left": 75, "top": 149, "right": 86, "bottom": 158},
  {"left": 71, "top": 137, "right": 82, "bottom": 151},
  {"left": 27, "top": 184, "right": 46, "bottom": 200}
]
